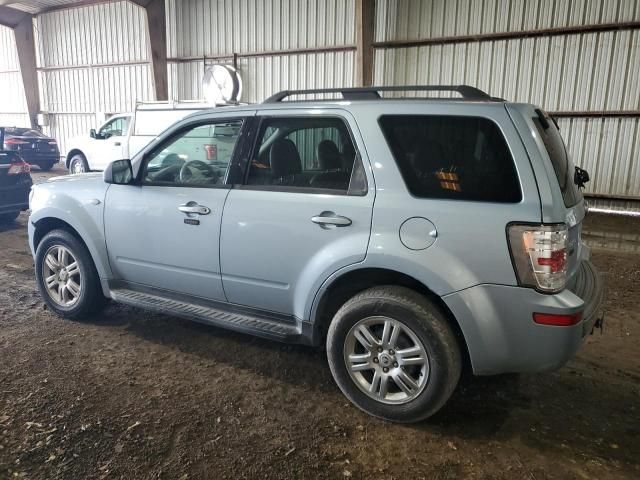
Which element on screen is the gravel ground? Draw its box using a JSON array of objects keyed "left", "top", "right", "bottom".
[{"left": 0, "top": 165, "right": 638, "bottom": 479}]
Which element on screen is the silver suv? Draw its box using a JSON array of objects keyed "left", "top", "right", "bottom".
[{"left": 28, "top": 85, "right": 604, "bottom": 423}]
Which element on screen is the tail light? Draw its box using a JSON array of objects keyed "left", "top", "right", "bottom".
[
  {"left": 5, "top": 137, "right": 28, "bottom": 145},
  {"left": 507, "top": 223, "right": 568, "bottom": 293},
  {"left": 8, "top": 159, "right": 30, "bottom": 175},
  {"left": 48, "top": 140, "right": 57, "bottom": 145}
]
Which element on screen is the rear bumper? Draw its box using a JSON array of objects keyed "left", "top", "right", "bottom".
[
  {"left": 0, "top": 180, "right": 31, "bottom": 214},
  {"left": 443, "top": 259, "right": 604, "bottom": 375},
  {"left": 567, "top": 259, "right": 604, "bottom": 337},
  {"left": 15, "top": 152, "right": 60, "bottom": 165}
]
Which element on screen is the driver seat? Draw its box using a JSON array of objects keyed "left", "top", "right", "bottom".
[{"left": 270, "top": 139, "right": 302, "bottom": 186}]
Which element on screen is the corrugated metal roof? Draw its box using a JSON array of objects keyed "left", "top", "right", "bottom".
[{"left": 0, "top": 1, "right": 98, "bottom": 14}]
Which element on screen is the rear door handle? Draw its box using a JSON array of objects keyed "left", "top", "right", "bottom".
[
  {"left": 311, "top": 211, "right": 352, "bottom": 227},
  {"left": 179, "top": 203, "right": 211, "bottom": 215}
]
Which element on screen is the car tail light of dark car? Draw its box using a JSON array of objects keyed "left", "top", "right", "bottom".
[
  {"left": 4, "top": 137, "right": 29, "bottom": 146},
  {"left": 7, "top": 158, "right": 31, "bottom": 175},
  {"left": 508, "top": 223, "right": 568, "bottom": 293}
]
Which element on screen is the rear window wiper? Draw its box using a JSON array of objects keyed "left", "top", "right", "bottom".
[{"left": 535, "top": 108, "right": 550, "bottom": 130}]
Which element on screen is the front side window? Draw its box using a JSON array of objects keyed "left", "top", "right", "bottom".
[
  {"left": 379, "top": 115, "right": 521, "bottom": 203},
  {"left": 99, "top": 117, "right": 130, "bottom": 138},
  {"left": 246, "top": 117, "right": 365, "bottom": 194},
  {"left": 142, "top": 119, "right": 243, "bottom": 187}
]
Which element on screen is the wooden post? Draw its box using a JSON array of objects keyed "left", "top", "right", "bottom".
[
  {"left": 356, "top": 0, "right": 375, "bottom": 87},
  {"left": 131, "top": 0, "right": 168, "bottom": 101},
  {"left": 13, "top": 15, "right": 40, "bottom": 128}
]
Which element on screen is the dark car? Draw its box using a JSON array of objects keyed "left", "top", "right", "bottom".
[
  {"left": 1, "top": 127, "right": 60, "bottom": 171},
  {"left": 0, "top": 149, "right": 32, "bottom": 223}
]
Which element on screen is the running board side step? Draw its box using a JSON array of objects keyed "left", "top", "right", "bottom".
[{"left": 110, "top": 288, "right": 303, "bottom": 343}]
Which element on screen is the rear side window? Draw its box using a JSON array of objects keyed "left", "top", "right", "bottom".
[
  {"left": 532, "top": 114, "right": 581, "bottom": 207},
  {"left": 245, "top": 117, "right": 366, "bottom": 195},
  {"left": 379, "top": 115, "right": 521, "bottom": 203}
]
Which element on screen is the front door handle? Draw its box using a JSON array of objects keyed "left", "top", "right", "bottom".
[
  {"left": 311, "top": 211, "right": 352, "bottom": 227},
  {"left": 114, "top": 141, "right": 121, "bottom": 146},
  {"left": 179, "top": 202, "right": 211, "bottom": 215}
]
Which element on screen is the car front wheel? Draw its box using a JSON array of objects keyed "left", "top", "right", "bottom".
[
  {"left": 68, "top": 154, "right": 88, "bottom": 174},
  {"left": 327, "top": 286, "right": 462, "bottom": 423},
  {"left": 35, "top": 229, "right": 106, "bottom": 319}
]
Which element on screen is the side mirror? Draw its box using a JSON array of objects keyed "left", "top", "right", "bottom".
[
  {"left": 90, "top": 129, "right": 97, "bottom": 139},
  {"left": 104, "top": 159, "right": 133, "bottom": 185}
]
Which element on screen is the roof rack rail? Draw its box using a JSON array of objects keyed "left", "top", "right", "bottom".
[{"left": 263, "top": 85, "right": 499, "bottom": 103}]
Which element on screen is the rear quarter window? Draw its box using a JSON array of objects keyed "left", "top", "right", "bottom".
[{"left": 379, "top": 115, "right": 521, "bottom": 203}]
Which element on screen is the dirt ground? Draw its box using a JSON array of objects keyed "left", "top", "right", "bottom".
[{"left": 1, "top": 165, "right": 638, "bottom": 479}]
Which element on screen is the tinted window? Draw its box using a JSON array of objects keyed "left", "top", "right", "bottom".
[
  {"left": 379, "top": 115, "right": 521, "bottom": 203},
  {"left": 532, "top": 114, "right": 581, "bottom": 207},
  {"left": 142, "top": 120, "right": 242, "bottom": 186},
  {"left": 246, "top": 117, "right": 365, "bottom": 194}
]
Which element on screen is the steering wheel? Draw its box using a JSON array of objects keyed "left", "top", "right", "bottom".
[{"left": 179, "top": 160, "right": 217, "bottom": 183}]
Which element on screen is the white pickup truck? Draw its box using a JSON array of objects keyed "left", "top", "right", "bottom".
[{"left": 65, "top": 102, "right": 211, "bottom": 173}]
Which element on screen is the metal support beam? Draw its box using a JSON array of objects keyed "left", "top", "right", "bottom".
[
  {"left": 14, "top": 15, "right": 40, "bottom": 128},
  {"left": 355, "top": 0, "right": 375, "bottom": 87},
  {"left": 0, "top": 5, "right": 25, "bottom": 27},
  {"left": 131, "top": 0, "right": 168, "bottom": 101}
]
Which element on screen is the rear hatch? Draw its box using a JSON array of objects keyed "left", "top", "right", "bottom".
[
  {"left": 506, "top": 104, "right": 586, "bottom": 282},
  {"left": 530, "top": 109, "right": 584, "bottom": 279},
  {"left": 0, "top": 151, "right": 32, "bottom": 209}
]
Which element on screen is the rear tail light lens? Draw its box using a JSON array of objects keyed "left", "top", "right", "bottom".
[
  {"left": 8, "top": 160, "right": 30, "bottom": 175},
  {"left": 48, "top": 140, "right": 57, "bottom": 145},
  {"left": 508, "top": 223, "right": 568, "bottom": 293},
  {"left": 5, "top": 138, "right": 28, "bottom": 145}
]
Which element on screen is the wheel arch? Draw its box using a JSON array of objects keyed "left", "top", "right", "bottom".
[
  {"left": 65, "top": 149, "right": 85, "bottom": 169},
  {"left": 31, "top": 213, "right": 112, "bottom": 284},
  {"left": 311, "top": 267, "right": 471, "bottom": 370},
  {"left": 33, "top": 217, "right": 82, "bottom": 253}
]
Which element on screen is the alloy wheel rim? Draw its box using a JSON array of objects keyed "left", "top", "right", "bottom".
[
  {"left": 72, "top": 160, "right": 85, "bottom": 173},
  {"left": 42, "top": 245, "right": 81, "bottom": 307},
  {"left": 344, "top": 316, "right": 430, "bottom": 404}
]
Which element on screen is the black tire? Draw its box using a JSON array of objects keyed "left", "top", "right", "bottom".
[
  {"left": 326, "top": 286, "right": 462, "bottom": 423},
  {"left": 68, "top": 153, "right": 88, "bottom": 174},
  {"left": 38, "top": 161, "right": 56, "bottom": 171},
  {"left": 35, "top": 229, "right": 107, "bottom": 319},
  {"left": 0, "top": 211, "right": 20, "bottom": 223}
]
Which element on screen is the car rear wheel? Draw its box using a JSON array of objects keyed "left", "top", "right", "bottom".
[
  {"left": 35, "top": 229, "right": 107, "bottom": 319},
  {"left": 327, "top": 286, "right": 462, "bottom": 423},
  {"left": 68, "top": 154, "right": 88, "bottom": 174},
  {"left": 0, "top": 211, "right": 20, "bottom": 223},
  {"left": 39, "top": 161, "right": 56, "bottom": 171}
]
